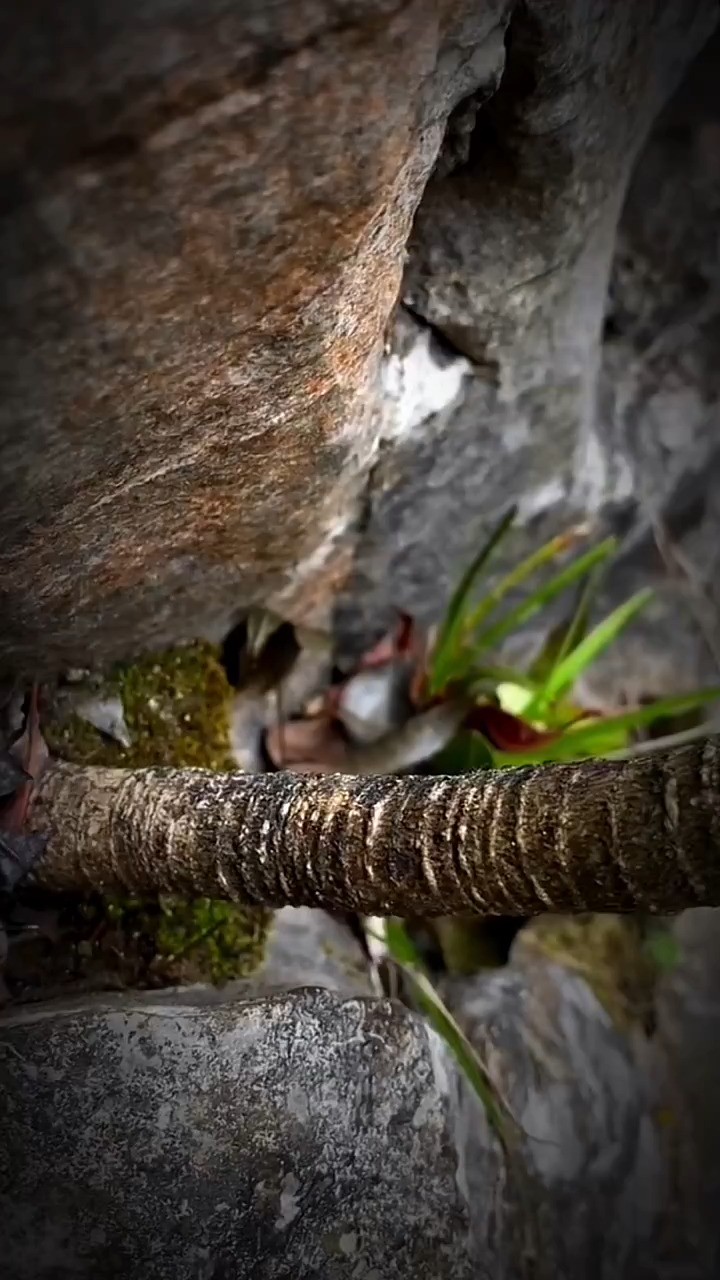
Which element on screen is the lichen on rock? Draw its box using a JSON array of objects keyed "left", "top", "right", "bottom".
[
  {"left": 516, "top": 914, "right": 674, "bottom": 1033},
  {"left": 6, "top": 641, "right": 270, "bottom": 1003}
]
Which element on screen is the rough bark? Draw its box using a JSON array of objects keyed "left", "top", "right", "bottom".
[{"left": 29, "top": 737, "right": 720, "bottom": 914}]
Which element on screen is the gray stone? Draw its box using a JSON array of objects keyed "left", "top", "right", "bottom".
[
  {"left": 4, "top": 911, "right": 712, "bottom": 1280},
  {"left": 246, "top": 906, "right": 377, "bottom": 999},
  {"left": 0, "top": 989, "right": 474, "bottom": 1280},
  {"left": 338, "top": 7, "right": 720, "bottom": 704},
  {"left": 654, "top": 909, "right": 720, "bottom": 1279},
  {"left": 441, "top": 942, "right": 667, "bottom": 1280},
  {"left": 2, "top": 2, "right": 719, "bottom": 701}
]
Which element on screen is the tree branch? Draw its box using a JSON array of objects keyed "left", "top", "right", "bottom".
[{"left": 26, "top": 737, "right": 720, "bottom": 916}]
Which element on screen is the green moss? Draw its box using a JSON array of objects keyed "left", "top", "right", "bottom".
[
  {"left": 33, "top": 641, "right": 270, "bottom": 995},
  {"left": 100, "top": 893, "right": 268, "bottom": 987},
  {"left": 519, "top": 914, "right": 669, "bottom": 1032},
  {"left": 47, "top": 640, "right": 236, "bottom": 771}
]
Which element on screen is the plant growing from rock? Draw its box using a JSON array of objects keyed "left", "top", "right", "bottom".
[{"left": 1, "top": 511, "right": 717, "bottom": 941}]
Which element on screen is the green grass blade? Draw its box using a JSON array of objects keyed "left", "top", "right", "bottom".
[
  {"left": 382, "top": 919, "right": 509, "bottom": 1140},
  {"left": 429, "top": 730, "right": 496, "bottom": 774},
  {"left": 466, "top": 665, "right": 538, "bottom": 696},
  {"left": 470, "top": 537, "right": 617, "bottom": 661},
  {"left": 536, "top": 588, "right": 653, "bottom": 707},
  {"left": 489, "top": 689, "right": 720, "bottom": 765},
  {"left": 458, "top": 523, "right": 593, "bottom": 642},
  {"left": 523, "top": 561, "right": 607, "bottom": 721},
  {"left": 429, "top": 505, "right": 517, "bottom": 692}
]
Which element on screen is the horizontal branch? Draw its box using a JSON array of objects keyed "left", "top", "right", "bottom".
[{"left": 26, "top": 738, "right": 720, "bottom": 916}]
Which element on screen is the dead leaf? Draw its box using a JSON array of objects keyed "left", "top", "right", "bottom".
[
  {"left": 236, "top": 614, "right": 301, "bottom": 693},
  {"left": 265, "top": 715, "right": 353, "bottom": 773},
  {"left": 2, "top": 685, "right": 49, "bottom": 833},
  {"left": 3, "top": 900, "right": 61, "bottom": 944},
  {"left": 228, "top": 690, "right": 272, "bottom": 772},
  {"left": 354, "top": 611, "right": 423, "bottom": 672},
  {"left": 0, "top": 831, "right": 47, "bottom": 894},
  {"left": 333, "top": 663, "right": 414, "bottom": 744},
  {"left": 0, "top": 750, "right": 28, "bottom": 798}
]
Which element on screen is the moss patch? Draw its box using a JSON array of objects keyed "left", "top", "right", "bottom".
[
  {"left": 518, "top": 914, "right": 676, "bottom": 1032},
  {"left": 7, "top": 642, "right": 270, "bottom": 1003},
  {"left": 47, "top": 640, "right": 237, "bottom": 771}
]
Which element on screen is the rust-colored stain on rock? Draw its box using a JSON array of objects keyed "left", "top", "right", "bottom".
[{"left": 0, "top": 0, "right": 479, "bottom": 673}]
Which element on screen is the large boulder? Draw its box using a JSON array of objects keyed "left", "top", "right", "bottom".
[
  {"left": 1, "top": 909, "right": 688, "bottom": 1280},
  {"left": 1, "top": 988, "right": 475, "bottom": 1280},
  {"left": 0, "top": 0, "right": 510, "bottom": 673},
  {"left": 1, "top": 0, "right": 718, "bottom": 703},
  {"left": 338, "top": 10, "right": 720, "bottom": 703}
]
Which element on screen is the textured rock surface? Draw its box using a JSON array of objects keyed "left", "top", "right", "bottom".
[
  {"left": 0, "top": 0, "right": 510, "bottom": 672},
  {"left": 654, "top": 909, "right": 720, "bottom": 1279},
  {"left": 442, "top": 937, "right": 666, "bottom": 1280},
  {"left": 2, "top": 0, "right": 719, "bottom": 696},
  {"left": 339, "top": 11, "right": 720, "bottom": 702},
  {"left": 3, "top": 918, "right": 701, "bottom": 1280},
  {"left": 1, "top": 989, "right": 474, "bottom": 1280}
]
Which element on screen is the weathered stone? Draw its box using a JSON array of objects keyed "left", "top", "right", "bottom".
[
  {"left": 3, "top": 2, "right": 718, "bottom": 699},
  {"left": 3, "top": 913, "right": 706, "bottom": 1280},
  {"left": 0, "top": 989, "right": 474, "bottom": 1279},
  {"left": 247, "top": 905, "right": 376, "bottom": 998},
  {"left": 654, "top": 909, "right": 720, "bottom": 1278},
  {"left": 338, "top": 5, "right": 720, "bottom": 703},
  {"left": 0, "top": 0, "right": 510, "bottom": 674},
  {"left": 441, "top": 937, "right": 667, "bottom": 1279}
]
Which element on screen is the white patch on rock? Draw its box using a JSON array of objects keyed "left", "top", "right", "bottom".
[
  {"left": 571, "top": 428, "right": 610, "bottom": 513},
  {"left": 338, "top": 1231, "right": 358, "bottom": 1255},
  {"left": 423, "top": 1021, "right": 451, "bottom": 1104},
  {"left": 516, "top": 477, "right": 567, "bottom": 522},
  {"left": 76, "top": 695, "right": 132, "bottom": 748},
  {"left": 571, "top": 426, "right": 636, "bottom": 512},
  {"left": 269, "top": 508, "right": 354, "bottom": 625},
  {"left": 275, "top": 1172, "right": 301, "bottom": 1229},
  {"left": 381, "top": 328, "right": 471, "bottom": 442}
]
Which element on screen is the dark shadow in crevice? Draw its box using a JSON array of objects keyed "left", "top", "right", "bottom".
[{"left": 220, "top": 619, "right": 249, "bottom": 689}]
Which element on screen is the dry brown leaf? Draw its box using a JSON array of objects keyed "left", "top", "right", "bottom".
[
  {"left": 2, "top": 685, "right": 49, "bottom": 834},
  {"left": 265, "top": 715, "right": 353, "bottom": 773}
]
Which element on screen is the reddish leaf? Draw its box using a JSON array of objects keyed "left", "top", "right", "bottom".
[
  {"left": 356, "top": 612, "right": 421, "bottom": 672},
  {"left": 1, "top": 685, "right": 49, "bottom": 834},
  {"left": 320, "top": 613, "right": 429, "bottom": 729},
  {"left": 463, "top": 704, "right": 563, "bottom": 753}
]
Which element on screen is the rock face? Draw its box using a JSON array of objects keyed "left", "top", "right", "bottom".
[
  {"left": 339, "top": 6, "right": 720, "bottom": 702},
  {"left": 0, "top": 989, "right": 474, "bottom": 1279},
  {"left": 1, "top": 0, "right": 719, "bottom": 697},
  {"left": 0, "top": 0, "right": 511, "bottom": 673},
  {"left": 1, "top": 914, "right": 684, "bottom": 1280}
]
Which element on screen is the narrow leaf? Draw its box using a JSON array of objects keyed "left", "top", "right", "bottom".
[
  {"left": 527, "top": 561, "right": 605, "bottom": 687},
  {"left": 537, "top": 588, "right": 653, "bottom": 707},
  {"left": 490, "top": 689, "right": 720, "bottom": 765},
  {"left": 464, "top": 705, "right": 564, "bottom": 753},
  {"left": 382, "top": 920, "right": 509, "bottom": 1140},
  {"left": 459, "top": 523, "right": 594, "bottom": 643},
  {"left": 470, "top": 537, "right": 617, "bottom": 660},
  {"left": 429, "top": 506, "right": 517, "bottom": 692}
]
